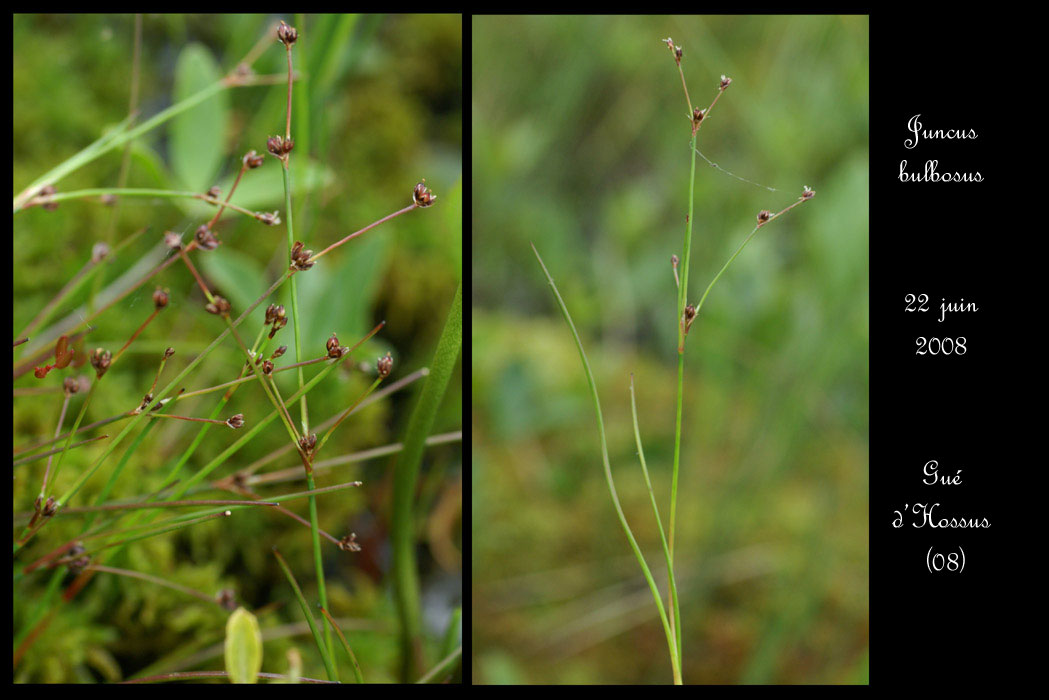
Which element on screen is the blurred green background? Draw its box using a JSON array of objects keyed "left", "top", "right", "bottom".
[
  {"left": 14, "top": 14, "right": 460, "bottom": 682},
  {"left": 472, "top": 15, "right": 867, "bottom": 684}
]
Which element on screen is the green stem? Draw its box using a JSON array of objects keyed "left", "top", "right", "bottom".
[
  {"left": 630, "top": 374, "right": 682, "bottom": 684},
  {"left": 532, "top": 245, "right": 678, "bottom": 680}
]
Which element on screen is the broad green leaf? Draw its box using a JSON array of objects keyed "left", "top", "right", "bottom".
[
  {"left": 224, "top": 607, "right": 263, "bottom": 684},
  {"left": 171, "top": 44, "right": 228, "bottom": 195}
]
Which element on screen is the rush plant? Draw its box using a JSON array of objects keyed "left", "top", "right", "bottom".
[
  {"left": 14, "top": 15, "right": 461, "bottom": 683},
  {"left": 531, "top": 37, "right": 814, "bottom": 684}
]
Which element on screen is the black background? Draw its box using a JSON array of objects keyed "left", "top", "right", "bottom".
[{"left": 875, "top": 14, "right": 1033, "bottom": 683}]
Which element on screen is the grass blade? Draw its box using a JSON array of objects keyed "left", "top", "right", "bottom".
[
  {"left": 531, "top": 243, "right": 680, "bottom": 683},
  {"left": 319, "top": 606, "right": 364, "bottom": 683},
  {"left": 272, "top": 548, "right": 337, "bottom": 682},
  {"left": 392, "top": 281, "right": 461, "bottom": 680}
]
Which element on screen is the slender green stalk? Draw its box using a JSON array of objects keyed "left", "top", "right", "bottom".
[
  {"left": 391, "top": 282, "right": 461, "bottom": 681},
  {"left": 531, "top": 244, "right": 679, "bottom": 682},
  {"left": 629, "top": 374, "right": 681, "bottom": 682},
  {"left": 273, "top": 548, "right": 337, "bottom": 682}
]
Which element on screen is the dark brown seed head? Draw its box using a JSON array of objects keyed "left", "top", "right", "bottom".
[
  {"left": 757, "top": 210, "right": 771, "bottom": 225},
  {"left": 271, "top": 345, "right": 287, "bottom": 359},
  {"left": 277, "top": 20, "right": 298, "bottom": 47},
  {"left": 693, "top": 108, "right": 705, "bottom": 124},
  {"left": 801, "top": 185, "right": 815, "bottom": 200},
  {"left": 63, "top": 377, "right": 79, "bottom": 395},
  {"left": 261, "top": 359, "right": 274, "bottom": 376},
  {"left": 226, "top": 413, "right": 245, "bottom": 429},
  {"left": 337, "top": 533, "right": 362, "bottom": 553},
  {"left": 42, "top": 496, "right": 57, "bottom": 517},
  {"left": 206, "top": 186, "right": 222, "bottom": 200},
  {"left": 140, "top": 393, "right": 153, "bottom": 411},
  {"left": 299, "top": 433, "right": 317, "bottom": 456},
  {"left": 326, "top": 334, "right": 341, "bottom": 359},
  {"left": 153, "top": 287, "right": 169, "bottom": 309},
  {"left": 412, "top": 180, "right": 437, "bottom": 207},
  {"left": 205, "top": 296, "right": 231, "bottom": 315},
  {"left": 376, "top": 352, "right": 393, "bottom": 378},
  {"left": 719, "top": 75, "right": 732, "bottom": 90},
  {"left": 683, "top": 304, "right": 698, "bottom": 334},
  {"left": 195, "top": 225, "right": 219, "bottom": 251},
  {"left": 290, "top": 241, "right": 315, "bottom": 271},
  {"left": 267, "top": 136, "right": 284, "bottom": 157},
  {"left": 90, "top": 348, "right": 112, "bottom": 378},
  {"left": 243, "top": 150, "right": 264, "bottom": 169},
  {"left": 164, "top": 347, "right": 176, "bottom": 359},
  {"left": 256, "top": 210, "right": 281, "bottom": 226}
]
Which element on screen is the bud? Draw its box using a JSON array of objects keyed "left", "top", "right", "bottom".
[
  {"left": 164, "top": 231, "right": 183, "bottom": 250},
  {"left": 216, "top": 588, "right": 237, "bottom": 612},
  {"left": 412, "top": 180, "right": 437, "bottom": 207},
  {"left": 277, "top": 20, "right": 298, "bottom": 47},
  {"left": 205, "top": 296, "right": 231, "bottom": 315},
  {"left": 290, "top": 241, "right": 315, "bottom": 271},
  {"left": 376, "top": 352, "right": 393, "bottom": 378},
  {"left": 299, "top": 433, "right": 318, "bottom": 456},
  {"left": 91, "top": 242, "right": 110, "bottom": 263},
  {"left": 683, "top": 304, "right": 697, "bottom": 334},
  {"left": 256, "top": 210, "right": 281, "bottom": 226},
  {"left": 271, "top": 345, "right": 287, "bottom": 359},
  {"left": 164, "top": 347, "right": 176, "bottom": 359},
  {"left": 90, "top": 348, "right": 112, "bottom": 378},
  {"left": 226, "top": 414, "right": 245, "bottom": 429},
  {"left": 757, "top": 210, "right": 771, "bottom": 225},
  {"left": 153, "top": 287, "right": 169, "bottom": 309},
  {"left": 195, "top": 225, "right": 219, "bottom": 251},
  {"left": 63, "top": 377, "right": 80, "bottom": 395},
  {"left": 243, "top": 150, "right": 265, "bottom": 169},
  {"left": 267, "top": 136, "right": 284, "bottom": 157},
  {"left": 326, "top": 334, "right": 341, "bottom": 359},
  {"left": 337, "top": 533, "right": 362, "bottom": 552}
]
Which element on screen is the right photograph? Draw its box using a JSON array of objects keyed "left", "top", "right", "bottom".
[{"left": 472, "top": 14, "right": 869, "bottom": 685}]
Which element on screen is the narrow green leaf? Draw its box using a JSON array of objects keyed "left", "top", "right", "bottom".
[
  {"left": 319, "top": 606, "right": 364, "bottom": 683},
  {"left": 391, "top": 281, "right": 461, "bottom": 680},
  {"left": 272, "top": 548, "right": 338, "bottom": 682},
  {"left": 224, "top": 607, "right": 263, "bottom": 684}
]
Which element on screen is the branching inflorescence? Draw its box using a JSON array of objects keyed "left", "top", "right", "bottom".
[
  {"left": 532, "top": 36, "right": 815, "bottom": 684},
  {"left": 13, "top": 16, "right": 460, "bottom": 684}
]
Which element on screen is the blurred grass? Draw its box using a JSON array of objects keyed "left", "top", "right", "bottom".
[
  {"left": 472, "top": 15, "right": 867, "bottom": 684},
  {"left": 13, "top": 14, "right": 460, "bottom": 683}
]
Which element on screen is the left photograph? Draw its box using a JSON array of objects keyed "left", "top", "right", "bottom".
[{"left": 13, "top": 14, "right": 461, "bottom": 683}]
